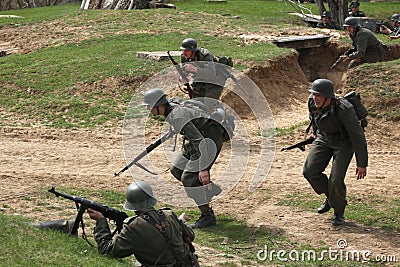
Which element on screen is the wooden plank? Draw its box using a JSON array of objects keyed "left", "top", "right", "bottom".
[
  {"left": 272, "top": 34, "right": 330, "bottom": 49},
  {"left": 137, "top": 51, "right": 181, "bottom": 61}
]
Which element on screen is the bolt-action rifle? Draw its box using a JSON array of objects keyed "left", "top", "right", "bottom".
[
  {"left": 167, "top": 51, "right": 193, "bottom": 98},
  {"left": 48, "top": 187, "right": 128, "bottom": 242},
  {"left": 330, "top": 47, "right": 357, "bottom": 69},
  {"left": 281, "top": 136, "right": 315, "bottom": 152},
  {"left": 114, "top": 129, "right": 175, "bottom": 177}
]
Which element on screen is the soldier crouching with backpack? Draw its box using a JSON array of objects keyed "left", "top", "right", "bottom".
[
  {"left": 88, "top": 181, "right": 199, "bottom": 266},
  {"left": 303, "top": 79, "right": 368, "bottom": 226},
  {"left": 142, "top": 88, "right": 227, "bottom": 228}
]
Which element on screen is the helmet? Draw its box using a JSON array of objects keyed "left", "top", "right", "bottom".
[
  {"left": 343, "top": 17, "right": 360, "bottom": 27},
  {"left": 124, "top": 181, "right": 157, "bottom": 211},
  {"left": 141, "top": 88, "right": 168, "bottom": 108},
  {"left": 391, "top": 14, "right": 400, "bottom": 22},
  {"left": 308, "top": 79, "right": 335, "bottom": 98},
  {"left": 349, "top": 1, "right": 360, "bottom": 8},
  {"left": 322, "top": 11, "right": 332, "bottom": 18},
  {"left": 180, "top": 38, "right": 198, "bottom": 51}
]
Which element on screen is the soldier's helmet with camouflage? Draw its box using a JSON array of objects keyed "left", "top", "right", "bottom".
[
  {"left": 322, "top": 11, "right": 332, "bottom": 18},
  {"left": 141, "top": 88, "right": 168, "bottom": 108},
  {"left": 180, "top": 38, "right": 198, "bottom": 51},
  {"left": 343, "top": 17, "right": 360, "bottom": 27},
  {"left": 308, "top": 79, "right": 335, "bottom": 98},
  {"left": 124, "top": 181, "right": 157, "bottom": 211}
]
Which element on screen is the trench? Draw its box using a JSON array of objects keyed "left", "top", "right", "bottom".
[
  {"left": 223, "top": 41, "right": 400, "bottom": 120},
  {"left": 297, "top": 41, "right": 400, "bottom": 87}
]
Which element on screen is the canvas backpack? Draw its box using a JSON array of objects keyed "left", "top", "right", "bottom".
[{"left": 342, "top": 91, "right": 368, "bottom": 128}]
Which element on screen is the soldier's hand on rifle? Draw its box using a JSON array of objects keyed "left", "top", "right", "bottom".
[
  {"left": 179, "top": 76, "right": 189, "bottom": 84},
  {"left": 183, "top": 63, "right": 198, "bottom": 74},
  {"left": 87, "top": 208, "right": 104, "bottom": 220},
  {"left": 341, "top": 55, "right": 349, "bottom": 61},
  {"left": 199, "top": 169, "right": 210, "bottom": 185},
  {"left": 356, "top": 167, "right": 367, "bottom": 180},
  {"left": 380, "top": 25, "right": 391, "bottom": 34}
]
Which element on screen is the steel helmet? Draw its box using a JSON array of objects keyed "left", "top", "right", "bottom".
[
  {"left": 308, "top": 79, "right": 335, "bottom": 98},
  {"left": 124, "top": 181, "right": 157, "bottom": 211},
  {"left": 141, "top": 88, "right": 168, "bottom": 108},
  {"left": 391, "top": 14, "right": 400, "bottom": 22},
  {"left": 349, "top": 1, "right": 360, "bottom": 8},
  {"left": 343, "top": 17, "right": 360, "bottom": 27},
  {"left": 322, "top": 11, "right": 332, "bottom": 18},
  {"left": 180, "top": 38, "right": 198, "bottom": 51}
]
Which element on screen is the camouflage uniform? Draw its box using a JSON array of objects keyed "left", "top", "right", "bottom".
[
  {"left": 166, "top": 101, "right": 225, "bottom": 205},
  {"left": 181, "top": 47, "right": 225, "bottom": 107},
  {"left": 303, "top": 96, "right": 368, "bottom": 216},
  {"left": 347, "top": 26, "right": 386, "bottom": 68},
  {"left": 93, "top": 208, "right": 196, "bottom": 266}
]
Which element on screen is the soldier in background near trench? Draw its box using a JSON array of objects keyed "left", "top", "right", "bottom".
[
  {"left": 341, "top": 17, "right": 386, "bottom": 69},
  {"left": 316, "top": 11, "right": 341, "bottom": 30},
  {"left": 380, "top": 14, "right": 400, "bottom": 40},
  {"left": 303, "top": 79, "right": 368, "bottom": 226},
  {"left": 348, "top": 1, "right": 365, "bottom": 17}
]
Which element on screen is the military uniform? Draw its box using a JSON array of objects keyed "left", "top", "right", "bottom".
[
  {"left": 347, "top": 26, "right": 386, "bottom": 68},
  {"left": 317, "top": 21, "right": 341, "bottom": 30},
  {"left": 349, "top": 10, "right": 365, "bottom": 17},
  {"left": 181, "top": 47, "right": 226, "bottom": 110},
  {"left": 303, "top": 96, "right": 368, "bottom": 216},
  {"left": 166, "top": 102, "right": 225, "bottom": 206},
  {"left": 93, "top": 208, "right": 196, "bottom": 266}
]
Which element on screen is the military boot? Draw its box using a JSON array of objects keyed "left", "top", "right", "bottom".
[
  {"left": 332, "top": 213, "right": 345, "bottom": 226},
  {"left": 190, "top": 205, "right": 216, "bottom": 229},
  {"left": 317, "top": 198, "right": 331, "bottom": 214}
]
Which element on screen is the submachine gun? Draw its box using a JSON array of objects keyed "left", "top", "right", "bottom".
[
  {"left": 48, "top": 187, "right": 128, "bottom": 243},
  {"left": 330, "top": 47, "right": 357, "bottom": 69},
  {"left": 281, "top": 136, "right": 315, "bottom": 152}
]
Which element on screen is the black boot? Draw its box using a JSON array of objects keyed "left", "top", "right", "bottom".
[
  {"left": 332, "top": 213, "right": 345, "bottom": 226},
  {"left": 190, "top": 205, "right": 216, "bottom": 229},
  {"left": 317, "top": 198, "right": 331, "bottom": 214}
]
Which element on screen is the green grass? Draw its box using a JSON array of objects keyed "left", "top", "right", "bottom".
[
  {"left": 278, "top": 192, "right": 400, "bottom": 232},
  {"left": 1, "top": 185, "right": 396, "bottom": 266}
]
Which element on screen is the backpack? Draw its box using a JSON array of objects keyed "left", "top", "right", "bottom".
[
  {"left": 218, "top": 56, "right": 233, "bottom": 67},
  {"left": 343, "top": 91, "right": 368, "bottom": 128},
  {"left": 169, "top": 96, "right": 235, "bottom": 142}
]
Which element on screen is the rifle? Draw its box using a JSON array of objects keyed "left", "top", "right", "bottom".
[
  {"left": 114, "top": 129, "right": 175, "bottom": 177},
  {"left": 281, "top": 136, "right": 315, "bottom": 152},
  {"left": 167, "top": 51, "right": 193, "bottom": 98},
  {"left": 330, "top": 47, "right": 357, "bottom": 69},
  {"left": 48, "top": 187, "right": 128, "bottom": 239}
]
